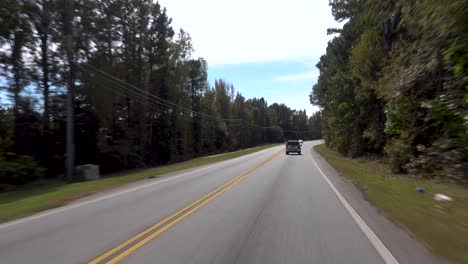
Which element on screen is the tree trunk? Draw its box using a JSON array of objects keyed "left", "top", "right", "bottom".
[
  {"left": 64, "top": 0, "right": 76, "bottom": 182},
  {"left": 11, "top": 30, "right": 24, "bottom": 134},
  {"left": 40, "top": 0, "right": 50, "bottom": 134},
  {"left": 41, "top": 33, "right": 50, "bottom": 132}
]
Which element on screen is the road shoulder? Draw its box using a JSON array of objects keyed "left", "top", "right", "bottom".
[
  {"left": 309, "top": 143, "right": 447, "bottom": 264},
  {"left": 0, "top": 144, "right": 279, "bottom": 225}
]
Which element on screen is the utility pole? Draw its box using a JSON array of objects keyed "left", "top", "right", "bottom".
[{"left": 64, "top": 0, "right": 75, "bottom": 182}]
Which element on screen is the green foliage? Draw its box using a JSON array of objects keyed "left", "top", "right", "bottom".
[
  {"left": 313, "top": 0, "right": 467, "bottom": 181},
  {"left": 0, "top": 0, "right": 318, "bottom": 185},
  {"left": 307, "top": 112, "right": 322, "bottom": 139},
  {"left": 384, "top": 139, "right": 412, "bottom": 173},
  {"left": 0, "top": 155, "right": 44, "bottom": 185},
  {"left": 0, "top": 108, "right": 44, "bottom": 185}
]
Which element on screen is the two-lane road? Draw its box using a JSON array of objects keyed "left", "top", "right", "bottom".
[{"left": 0, "top": 141, "right": 443, "bottom": 264}]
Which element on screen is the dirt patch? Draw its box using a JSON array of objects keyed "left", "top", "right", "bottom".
[{"left": 41, "top": 184, "right": 122, "bottom": 210}]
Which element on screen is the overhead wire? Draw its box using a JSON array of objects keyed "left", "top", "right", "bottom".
[
  {"left": 80, "top": 66, "right": 243, "bottom": 129},
  {"left": 79, "top": 64, "right": 312, "bottom": 134},
  {"left": 98, "top": 82, "right": 243, "bottom": 129},
  {"left": 81, "top": 63, "right": 242, "bottom": 122}
]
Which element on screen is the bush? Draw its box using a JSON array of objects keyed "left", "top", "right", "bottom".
[
  {"left": 384, "top": 139, "right": 413, "bottom": 173},
  {"left": 406, "top": 138, "right": 467, "bottom": 182},
  {"left": 0, "top": 155, "right": 44, "bottom": 185}
]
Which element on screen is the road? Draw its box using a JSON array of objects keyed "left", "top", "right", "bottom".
[{"left": 0, "top": 141, "right": 443, "bottom": 264}]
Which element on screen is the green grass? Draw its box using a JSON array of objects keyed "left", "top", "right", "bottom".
[
  {"left": 0, "top": 144, "right": 279, "bottom": 224},
  {"left": 314, "top": 144, "right": 468, "bottom": 264}
]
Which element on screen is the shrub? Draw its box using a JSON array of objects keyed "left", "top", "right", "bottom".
[
  {"left": 384, "top": 139, "right": 413, "bottom": 173},
  {"left": 0, "top": 155, "right": 44, "bottom": 185}
]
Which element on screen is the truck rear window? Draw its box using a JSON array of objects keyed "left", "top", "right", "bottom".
[{"left": 287, "top": 142, "right": 298, "bottom": 146}]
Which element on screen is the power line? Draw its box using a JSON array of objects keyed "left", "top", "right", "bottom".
[
  {"left": 241, "top": 120, "right": 278, "bottom": 130},
  {"left": 85, "top": 71, "right": 243, "bottom": 130},
  {"left": 83, "top": 76, "right": 234, "bottom": 128},
  {"left": 81, "top": 63, "right": 242, "bottom": 122},
  {"left": 280, "top": 127, "right": 312, "bottom": 133},
  {"left": 86, "top": 80, "right": 229, "bottom": 130},
  {"left": 79, "top": 64, "right": 312, "bottom": 134}
]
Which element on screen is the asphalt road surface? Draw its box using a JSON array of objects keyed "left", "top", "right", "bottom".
[{"left": 0, "top": 141, "right": 445, "bottom": 264}]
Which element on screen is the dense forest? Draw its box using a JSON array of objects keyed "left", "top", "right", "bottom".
[
  {"left": 312, "top": 0, "right": 466, "bottom": 181},
  {"left": 0, "top": 0, "right": 321, "bottom": 185}
]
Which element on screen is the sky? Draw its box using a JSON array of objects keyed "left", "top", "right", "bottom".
[{"left": 158, "top": 0, "right": 341, "bottom": 114}]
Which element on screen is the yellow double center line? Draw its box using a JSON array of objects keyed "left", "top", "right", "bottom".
[{"left": 89, "top": 150, "right": 282, "bottom": 264}]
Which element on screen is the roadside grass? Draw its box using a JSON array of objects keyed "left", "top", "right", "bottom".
[
  {"left": 314, "top": 144, "right": 468, "bottom": 264},
  {"left": 0, "top": 144, "right": 279, "bottom": 224}
]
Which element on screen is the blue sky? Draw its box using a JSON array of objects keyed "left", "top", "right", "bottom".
[
  {"left": 159, "top": 0, "right": 342, "bottom": 114},
  {"left": 208, "top": 60, "right": 319, "bottom": 114},
  {"left": 1, "top": 0, "right": 341, "bottom": 114},
  {"left": 0, "top": 79, "right": 7, "bottom": 106}
]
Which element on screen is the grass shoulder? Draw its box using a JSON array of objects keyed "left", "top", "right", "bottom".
[
  {"left": 0, "top": 144, "right": 279, "bottom": 224},
  {"left": 314, "top": 144, "right": 468, "bottom": 264}
]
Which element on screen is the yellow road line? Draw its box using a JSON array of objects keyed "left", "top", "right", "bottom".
[
  {"left": 89, "top": 164, "right": 248, "bottom": 264},
  {"left": 89, "top": 150, "right": 281, "bottom": 264},
  {"left": 88, "top": 179, "right": 236, "bottom": 264}
]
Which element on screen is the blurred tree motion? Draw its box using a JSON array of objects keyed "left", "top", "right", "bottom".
[
  {"left": 312, "top": 0, "right": 467, "bottom": 181},
  {"left": 0, "top": 0, "right": 320, "bottom": 185}
]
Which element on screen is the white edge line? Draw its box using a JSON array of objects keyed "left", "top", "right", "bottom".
[
  {"left": 310, "top": 155, "right": 399, "bottom": 264},
  {"left": 0, "top": 146, "right": 279, "bottom": 229}
]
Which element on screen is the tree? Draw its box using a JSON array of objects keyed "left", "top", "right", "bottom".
[
  {"left": 308, "top": 112, "right": 322, "bottom": 140},
  {"left": 312, "top": 0, "right": 467, "bottom": 180},
  {"left": 1, "top": 1, "right": 32, "bottom": 138},
  {"left": 0, "top": 0, "right": 311, "bottom": 185},
  {"left": 188, "top": 58, "right": 208, "bottom": 154},
  {"left": 23, "top": 0, "right": 56, "bottom": 134}
]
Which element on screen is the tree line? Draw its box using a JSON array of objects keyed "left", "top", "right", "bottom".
[
  {"left": 311, "top": 0, "right": 466, "bottom": 181},
  {"left": 0, "top": 0, "right": 321, "bottom": 185}
]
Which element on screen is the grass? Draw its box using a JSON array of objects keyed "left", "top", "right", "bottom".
[
  {"left": 0, "top": 144, "right": 279, "bottom": 224},
  {"left": 314, "top": 144, "right": 468, "bottom": 264}
]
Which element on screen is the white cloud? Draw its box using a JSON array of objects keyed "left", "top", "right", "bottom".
[
  {"left": 273, "top": 61, "right": 319, "bottom": 82},
  {"left": 274, "top": 71, "right": 318, "bottom": 82},
  {"left": 158, "top": 0, "right": 340, "bottom": 65}
]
